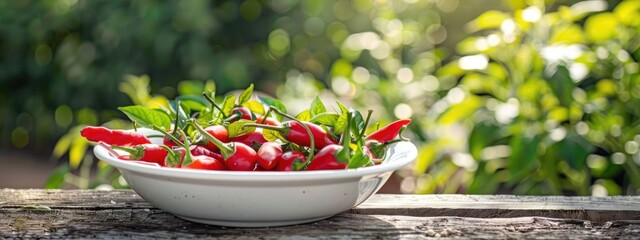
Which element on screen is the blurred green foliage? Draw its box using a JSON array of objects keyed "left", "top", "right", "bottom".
[{"left": 2, "top": 0, "right": 639, "bottom": 195}]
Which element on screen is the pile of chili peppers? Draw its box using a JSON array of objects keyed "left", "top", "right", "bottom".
[{"left": 81, "top": 84, "right": 411, "bottom": 171}]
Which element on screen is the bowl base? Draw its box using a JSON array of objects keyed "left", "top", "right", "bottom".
[{"left": 176, "top": 214, "right": 335, "bottom": 227}]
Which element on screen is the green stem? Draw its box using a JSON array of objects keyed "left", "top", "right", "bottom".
[
  {"left": 189, "top": 119, "right": 234, "bottom": 158},
  {"left": 243, "top": 123, "right": 286, "bottom": 132},
  {"left": 151, "top": 125, "right": 184, "bottom": 148},
  {"left": 110, "top": 146, "right": 138, "bottom": 156},
  {"left": 261, "top": 108, "right": 273, "bottom": 124},
  {"left": 176, "top": 129, "right": 193, "bottom": 167},
  {"left": 359, "top": 109, "right": 373, "bottom": 139},
  {"left": 203, "top": 92, "right": 227, "bottom": 119},
  {"left": 267, "top": 106, "right": 316, "bottom": 169},
  {"left": 223, "top": 112, "right": 241, "bottom": 123}
]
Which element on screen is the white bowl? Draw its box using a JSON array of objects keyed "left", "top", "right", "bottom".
[{"left": 93, "top": 129, "right": 417, "bottom": 227}]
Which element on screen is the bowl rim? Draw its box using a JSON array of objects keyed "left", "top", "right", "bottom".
[{"left": 93, "top": 141, "right": 417, "bottom": 182}]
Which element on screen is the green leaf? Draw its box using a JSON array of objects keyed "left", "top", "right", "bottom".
[
  {"left": 552, "top": 135, "right": 593, "bottom": 170},
  {"left": 438, "top": 97, "right": 482, "bottom": 124},
  {"left": 222, "top": 95, "right": 236, "bottom": 117},
  {"left": 310, "top": 112, "right": 340, "bottom": 126},
  {"left": 334, "top": 111, "right": 348, "bottom": 134},
  {"left": 118, "top": 105, "right": 172, "bottom": 130},
  {"left": 310, "top": 96, "right": 327, "bottom": 117},
  {"left": 348, "top": 149, "right": 371, "bottom": 169},
  {"left": 263, "top": 128, "right": 287, "bottom": 142},
  {"left": 259, "top": 97, "right": 287, "bottom": 121},
  {"left": 546, "top": 65, "right": 575, "bottom": 108},
  {"left": 507, "top": 135, "right": 541, "bottom": 184},
  {"left": 227, "top": 120, "right": 255, "bottom": 138},
  {"left": 238, "top": 83, "right": 254, "bottom": 105},
  {"left": 349, "top": 110, "right": 364, "bottom": 136},
  {"left": 52, "top": 127, "right": 78, "bottom": 159},
  {"left": 44, "top": 164, "right": 70, "bottom": 189},
  {"left": 69, "top": 136, "right": 88, "bottom": 169},
  {"left": 585, "top": 13, "right": 618, "bottom": 43},
  {"left": 468, "top": 10, "right": 510, "bottom": 31},
  {"left": 178, "top": 80, "right": 205, "bottom": 95},
  {"left": 176, "top": 95, "right": 209, "bottom": 111},
  {"left": 242, "top": 99, "right": 265, "bottom": 115},
  {"left": 169, "top": 101, "right": 189, "bottom": 129},
  {"left": 336, "top": 101, "right": 348, "bottom": 114},
  {"left": 296, "top": 110, "right": 312, "bottom": 121},
  {"left": 468, "top": 123, "right": 500, "bottom": 160}
]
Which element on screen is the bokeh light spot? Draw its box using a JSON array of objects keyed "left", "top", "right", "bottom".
[
  {"left": 55, "top": 105, "right": 73, "bottom": 128},
  {"left": 268, "top": 29, "right": 290, "bottom": 57},
  {"left": 458, "top": 54, "right": 488, "bottom": 70},
  {"left": 394, "top": 103, "right": 413, "bottom": 119},
  {"left": 11, "top": 127, "right": 29, "bottom": 149}
]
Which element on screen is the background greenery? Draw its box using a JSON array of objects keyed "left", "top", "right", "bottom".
[{"left": 2, "top": 0, "right": 639, "bottom": 195}]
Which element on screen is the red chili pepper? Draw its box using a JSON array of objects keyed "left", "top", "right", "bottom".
[
  {"left": 192, "top": 120, "right": 257, "bottom": 171},
  {"left": 256, "top": 142, "right": 283, "bottom": 170},
  {"left": 225, "top": 106, "right": 253, "bottom": 122},
  {"left": 165, "top": 145, "right": 222, "bottom": 167},
  {"left": 112, "top": 144, "right": 167, "bottom": 166},
  {"left": 246, "top": 121, "right": 337, "bottom": 149},
  {"left": 307, "top": 145, "right": 348, "bottom": 171},
  {"left": 183, "top": 155, "right": 227, "bottom": 170},
  {"left": 231, "top": 131, "right": 267, "bottom": 149},
  {"left": 366, "top": 119, "right": 412, "bottom": 143},
  {"left": 202, "top": 125, "right": 229, "bottom": 152},
  {"left": 256, "top": 116, "right": 280, "bottom": 126},
  {"left": 81, "top": 126, "right": 152, "bottom": 146},
  {"left": 275, "top": 150, "right": 305, "bottom": 171}
]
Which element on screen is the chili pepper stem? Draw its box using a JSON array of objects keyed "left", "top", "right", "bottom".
[
  {"left": 202, "top": 92, "right": 227, "bottom": 119},
  {"left": 151, "top": 125, "right": 185, "bottom": 148},
  {"left": 189, "top": 119, "right": 235, "bottom": 158},
  {"left": 243, "top": 123, "right": 286, "bottom": 132},
  {"left": 223, "top": 112, "right": 241, "bottom": 123},
  {"left": 110, "top": 145, "right": 140, "bottom": 156},
  {"left": 176, "top": 129, "right": 193, "bottom": 167},
  {"left": 359, "top": 110, "right": 374, "bottom": 139},
  {"left": 266, "top": 107, "right": 315, "bottom": 169},
  {"left": 261, "top": 108, "right": 273, "bottom": 124}
]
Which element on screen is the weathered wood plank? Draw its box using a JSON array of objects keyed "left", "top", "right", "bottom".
[
  {"left": 2, "top": 189, "right": 639, "bottom": 222},
  {"left": 352, "top": 194, "right": 640, "bottom": 222},
  {"left": 1, "top": 209, "right": 639, "bottom": 239},
  {"left": 2, "top": 189, "right": 640, "bottom": 238}
]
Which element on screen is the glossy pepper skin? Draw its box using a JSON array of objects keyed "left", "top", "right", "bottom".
[
  {"left": 256, "top": 116, "right": 280, "bottom": 126},
  {"left": 226, "top": 107, "right": 253, "bottom": 122},
  {"left": 81, "top": 126, "right": 152, "bottom": 146},
  {"left": 231, "top": 131, "right": 267, "bottom": 149},
  {"left": 276, "top": 150, "right": 305, "bottom": 171},
  {"left": 307, "top": 145, "right": 348, "bottom": 171},
  {"left": 167, "top": 145, "right": 223, "bottom": 167},
  {"left": 256, "top": 142, "right": 283, "bottom": 170},
  {"left": 203, "top": 125, "right": 229, "bottom": 151},
  {"left": 366, "top": 119, "right": 411, "bottom": 143},
  {"left": 283, "top": 121, "right": 337, "bottom": 149},
  {"left": 113, "top": 144, "right": 167, "bottom": 166},
  {"left": 223, "top": 142, "right": 257, "bottom": 171},
  {"left": 183, "top": 155, "right": 226, "bottom": 170}
]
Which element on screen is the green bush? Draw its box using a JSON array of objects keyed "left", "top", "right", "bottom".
[
  {"left": 412, "top": 0, "right": 640, "bottom": 195},
  {"left": 4, "top": 0, "right": 639, "bottom": 195}
]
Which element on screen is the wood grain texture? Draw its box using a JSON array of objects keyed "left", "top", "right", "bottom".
[{"left": 1, "top": 189, "right": 640, "bottom": 239}]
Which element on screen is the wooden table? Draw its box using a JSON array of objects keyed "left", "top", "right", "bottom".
[{"left": 2, "top": 189, "right": 639, "bottom": 239}]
